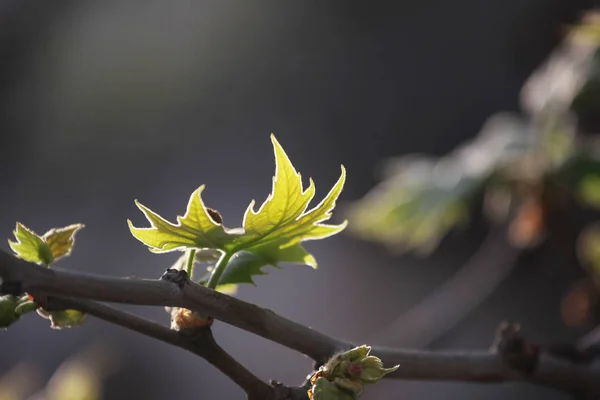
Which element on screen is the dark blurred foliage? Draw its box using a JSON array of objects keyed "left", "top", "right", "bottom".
[
  {"left": 349, "top": 9, "right": 600, "bottom": 332},
  {"left": 0, "top": 1, "right": 598, "bottom": 399}
]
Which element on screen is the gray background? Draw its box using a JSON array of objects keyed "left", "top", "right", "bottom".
[{"left": 0, "top": 1, "right": 597, "bottom": 398}]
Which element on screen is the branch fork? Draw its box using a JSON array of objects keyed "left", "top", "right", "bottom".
[{"left": 1, "top": 250, "right": 598, "bottom": 399}]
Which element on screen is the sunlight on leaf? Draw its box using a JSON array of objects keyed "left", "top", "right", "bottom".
[
  {"left": 231, "top": 135, "right": 346, "bottom": 253},
  {"left": 9, "top": 223, "right": 84, "bottom": 266},
  {"left": 129, "top": 134, "right": 346, "bottom": 287},
  {"left": 128, "top": 186, "right": 236, "bottom": 253},
  {"left": 43, "top": 224, "right": 85, "bottom": 261},
  {"left": 7, "top": 223, "right": 86, "bottom": 328},
  {"left": 8, "top": 223, "right": 54, "bottom": 266}
]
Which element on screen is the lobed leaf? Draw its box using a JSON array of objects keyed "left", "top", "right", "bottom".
[
  {"left": 43, "top": 224, "right": 85, "bottom": 262},
  {"left": 8, "top": 223, "right": 54, "bottom": 266},
  {"left": 129, "top": 134, "right": 346, "bottom": 287},
  {"left": 230, "top": 135, "right": 346, "bottom": 254},
  {"left": 128, "top": 185, "right": 237, "bottom": 253}
]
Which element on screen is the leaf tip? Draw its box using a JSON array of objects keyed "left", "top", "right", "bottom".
[{"left": 126, "top": 219, "right": 137, "bottom": 232}]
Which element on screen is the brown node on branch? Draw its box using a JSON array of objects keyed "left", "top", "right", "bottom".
[
  {"left": 170, "top": 307, "right": 214, "bottom": 331},
  {"left": 492, "top": 322, "right": 540, "bottom": 374},
  {"left": 160, "top": 268, "right": 189, "bottom": 289}
]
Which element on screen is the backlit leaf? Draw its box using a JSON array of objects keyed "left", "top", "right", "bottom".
[
  {"left": 9, "top": 223, "right": 54, "bottom": 266},
  {"left": 43, "top": 224, "right": 85, "bottom": 261},
  {"left": 129, "top": 134, "right": 346, "bottom": 287},
  {"left": 8, "top": 223, "right": 84, "bottom": 266},
  {"left": 7, "top": 223, "right": 86, "bottom": 328},
  {"left": 128, "top": 186, "right": 236, "bottom": 253}
]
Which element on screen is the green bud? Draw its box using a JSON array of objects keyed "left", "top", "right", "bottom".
[
  {"left": 310, "top": 377, "right": 357, "bottom": 400},
  {"left": 359, "top": 356, "right": 399, "bottom": 383},
  {"left": 0, "top": 295, "right": 21, "bottom": 328},
  {"left": 0, "top": 295, "right": 38, "bottom": 328},
  {"left": 333, "top": 377, "right": 363, "bottom": 395},
  {"left": 15, "top": 299, "right": 37, "bottom": 316},
  {"left": 309, "top": 345, "right": 399, "bottom": 399},
  {"left": 340, "top": 345, "right": 371, "bottom": 363}
]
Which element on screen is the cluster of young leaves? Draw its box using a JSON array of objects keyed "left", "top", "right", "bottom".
[
  {"left": 347, "top": 113, "right": 576, "bottom": 253},
  {"left": 128, "top": 134, "right": 346, "bottom": 291},
  {"left": 5, "top": 223, "right": 85, "bottom": 329},
  {"left": 530, "top": 12, "right": 600, "bottom": 300},
  {"left": 347, "top": 11, "right": 600, "bottom": 255},
  {"left": 307, "top": 345, "right": 398, "bottom": 400}
]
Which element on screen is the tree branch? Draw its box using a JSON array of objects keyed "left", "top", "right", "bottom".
[
  {"left": 1, "top": 250, "right": 598, "bottom": 396},
  {"left": 45, "top": 297, "right": 276, "bottom": 400},
  {"left": 0, "top": 250, "right": 345, "bottom": 365}
]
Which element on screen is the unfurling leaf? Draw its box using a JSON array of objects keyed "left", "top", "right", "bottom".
[
  {"left": 37, "top": 309, "right": 87, "bottom": 329},
  {"left": 129, "top": 134, "right": 346, "bottom": 287},
  {"left": 8, "top": 223, "right": 84, "bottom": 266}
]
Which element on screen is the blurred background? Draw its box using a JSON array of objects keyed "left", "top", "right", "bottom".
[{"left": 1, "top": 1, "right": 600, "bottom": 399}]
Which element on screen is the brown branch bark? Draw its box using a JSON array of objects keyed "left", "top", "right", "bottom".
[
  {"left": 44, "top": 297, "right": 276, "bottom": 400},
  {"left": 1, "top": 250, "right": 598, "bottom": 397}
]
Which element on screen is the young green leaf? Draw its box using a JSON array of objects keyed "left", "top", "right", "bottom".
[
  {"left": 8, "top": 223, "right": 84, "bottom": 266},
  {"left": 228, "top": 135, "right": 346, "bottom": 255},
  {"left": 128, "top": 186, "right": 237, "bottom": 253},
  {"left": 37, "top": 308, "right": 87, "bottom": 329},
  {"left": 7, "top": 223, "right": 86, "bottom": 328},
  {"left": 8, "top": 223, "right": 54, "bottom": 266},
  {"left": 217, "top": 243, "right": 316, "bottom": 286},
  {"left": 43, "top": 224, "right": 85, "bottom": 261},
  {"left": 128, "top": 134, "right": 346, "bottom": 287}
]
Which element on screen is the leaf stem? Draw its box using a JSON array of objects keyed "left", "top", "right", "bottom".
[
  {"left": 206, "top": 251, "right": 234, "bottom": 289},
  {"left": 185, "top": 249, "right": 197, "bottom": 278}
]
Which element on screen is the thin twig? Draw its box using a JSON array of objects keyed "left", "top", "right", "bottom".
[
  {"left": 0, "top": 250, "right": 598, "bottom": 396},
  {"left": 370, "top": 226, "right": 519, "bottom": 347},
  {"left": 45, "top": 297, "right": 276, "bottom": 400}
]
